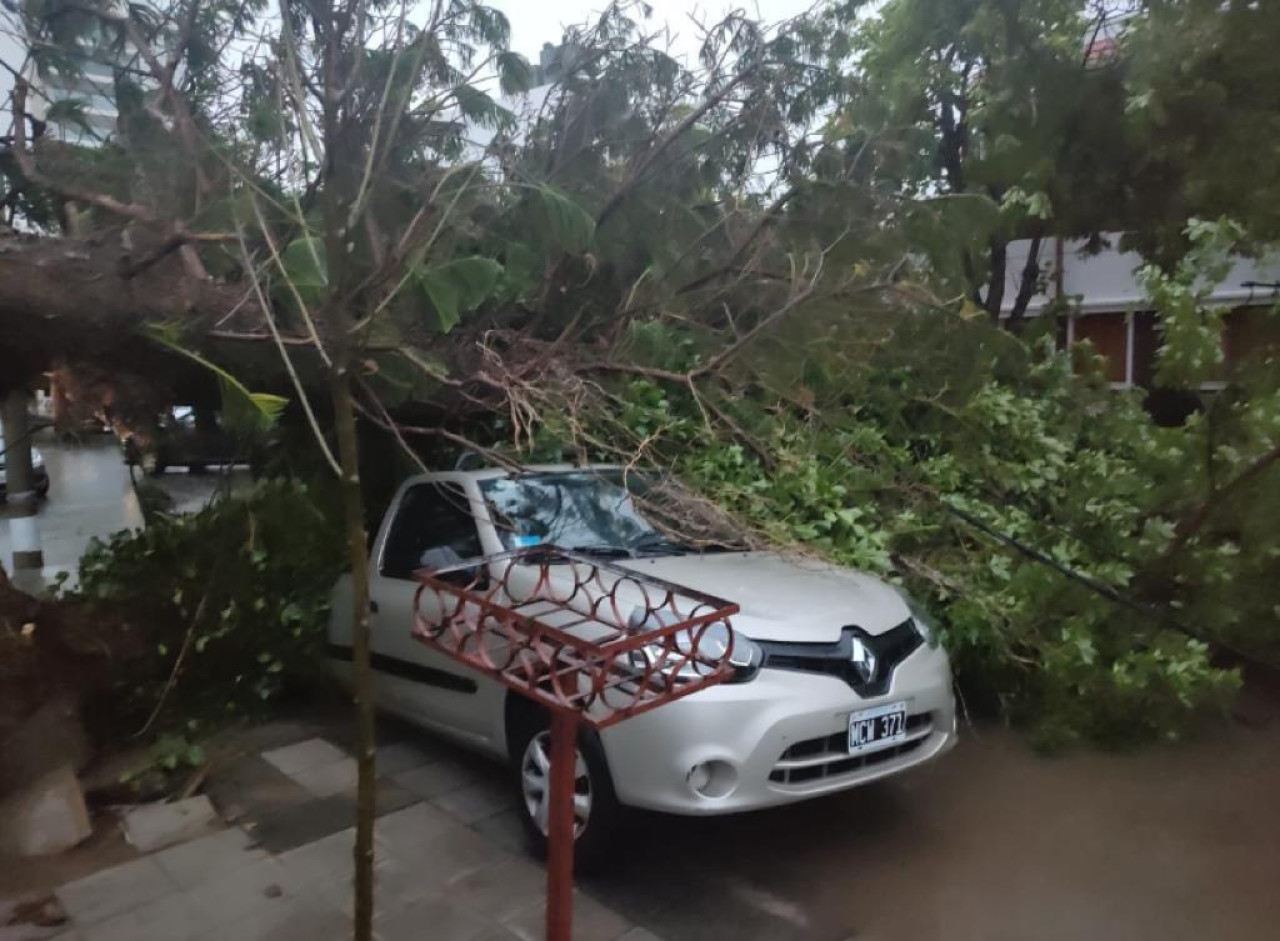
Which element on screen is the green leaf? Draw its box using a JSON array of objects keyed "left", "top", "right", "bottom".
[
  {"left": 497, "top": 51, "right": 534, "bottom": 96},
  {"left": 145, "top": 327, "right": 289, "bottom": 434},
  {"left": 279, "top": 236, "right": 328, "bottom": 307},
  {"left": 44, "top": 98, "right": 95, "bottom": 137},
  {"left": 416, "top": 257, "right": 503, "bottom": 333},
  {"left": 528, "top": 185, "right": 595, "bottom": 256},
  {"left": 399, "top": 347, "right": 451, "bottom": 381},
  {"left": 453, "top": 84, "right": 514, "bottom": 130}
]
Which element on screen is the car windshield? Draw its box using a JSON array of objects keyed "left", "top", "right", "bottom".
[{"left": 479, "top": 470, "right": 682, "bottom": 556}]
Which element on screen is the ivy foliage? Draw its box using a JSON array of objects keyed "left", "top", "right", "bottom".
[{"left": 70, "top": 481, "right": 345, "bottom": 733}]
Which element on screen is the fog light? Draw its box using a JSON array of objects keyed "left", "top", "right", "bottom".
[
  {"left": 687, "top": 763, "right": 712, "bottom": 792},
  {"left": 686, "top": 760, "right": 737, "bottom": 799}
]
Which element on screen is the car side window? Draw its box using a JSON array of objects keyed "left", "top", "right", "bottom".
[{"left": 379, "top": 483, "right": 483, "bottom": 580}]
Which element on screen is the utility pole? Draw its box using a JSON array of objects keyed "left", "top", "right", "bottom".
[{"left": 2, "top": 388, "right": 44, "bottom": 577}]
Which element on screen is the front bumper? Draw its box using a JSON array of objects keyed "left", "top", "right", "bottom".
[{"left": 599, "top": 641, "right": 956, "bottom": 815}]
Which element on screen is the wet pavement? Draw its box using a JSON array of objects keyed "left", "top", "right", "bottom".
[
  {"left": 1, "top": 432, "right": 250, "bottom": 588},
  {"left": 582, "top": 700, "right": 1280, "bottom": 941},
  {"left": 0, "top": 432, "right": 143, "bottom": 589}
]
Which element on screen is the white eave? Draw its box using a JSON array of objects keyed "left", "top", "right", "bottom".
[{"left": 999, "top": 234, "right": 1280, "bottom": 317}]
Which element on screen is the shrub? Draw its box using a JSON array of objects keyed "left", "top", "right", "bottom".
[{"left": 71, "top": 479, "right": 344, "bottom": 733}]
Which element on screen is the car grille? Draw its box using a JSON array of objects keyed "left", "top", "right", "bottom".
[
  {"left": 768, "top": 712, "right": 933, "bottom": 786},
  {"left": 757, "top": 618, "right": 924, "bottom": 696}
]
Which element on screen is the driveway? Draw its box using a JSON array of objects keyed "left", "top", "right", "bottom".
[{"left": 580, "top": 692, "right": 1280, "bottom": 941}]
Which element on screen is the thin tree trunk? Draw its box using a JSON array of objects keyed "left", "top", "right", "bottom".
[
  {"left": 330, "top": 365, "right": 376, "bottom": 941},
  {"left": 1007, "top": 233, "right": 1045, "bottom": 327},
  {"left": 984, "top": 236, "right": 1008, "bottom": 318}
]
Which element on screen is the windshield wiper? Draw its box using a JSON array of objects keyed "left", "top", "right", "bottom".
[
  {"left": 567, "top": 544, "right": 637, "bottom": 559},
  {"left": 631, "top": 534, "right": 690, "bottom": 555}
]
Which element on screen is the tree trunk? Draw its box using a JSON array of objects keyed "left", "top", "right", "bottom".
[
  {"left": 1007, "top": 234, "right": 1045, "bottom": 326},
  {"left": 2, "top": 389, "right": 43, "bottom": 575},
  {"left": 329, "top": 365, "right": 376, "bottom": 941},
  {"left": 984, "top": 236, "right": 1008, "bottom": 318}
]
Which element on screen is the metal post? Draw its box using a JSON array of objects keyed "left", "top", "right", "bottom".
[
  {"left": 545, "top": 711, "right": 577, "bottom": 941},
  {"left": 2, "top": 389, "right": 43, "bottom": 574}
]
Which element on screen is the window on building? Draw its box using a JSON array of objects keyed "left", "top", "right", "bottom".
[
  {"left": 1073, "top": 312, "right": 1130, "bottom": 384},
  {"left": 1225, "top": 306, "right": 1280, "bottom": 365}
]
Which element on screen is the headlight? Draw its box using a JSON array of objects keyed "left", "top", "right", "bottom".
[
  {"left": 626, "top": 611, "right": 761, "bottom": 683},
  {"left": 904, "top": 595, "right": 940, "bottom": 645}
]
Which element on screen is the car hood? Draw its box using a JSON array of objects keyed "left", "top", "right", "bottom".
[{"left": 614, "top": 551, "right": 910, "bottom": 643}]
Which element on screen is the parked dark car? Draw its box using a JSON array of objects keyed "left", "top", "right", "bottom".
[
  {"left": 123, "top": 407, "right": 254, "bottom": 475},
  {"left": 0, "top": 435, "right": 51, "bottom": 500}
]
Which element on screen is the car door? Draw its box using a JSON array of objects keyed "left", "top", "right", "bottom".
[{"left": 369, "top": 480, "right": 494, "bottom": 739}]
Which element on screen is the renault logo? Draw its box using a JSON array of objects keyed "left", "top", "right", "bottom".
[{"left": 849, "top": 637, "right": 877, "bottom": 684}]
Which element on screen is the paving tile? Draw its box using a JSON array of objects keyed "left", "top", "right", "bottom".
[
  {"left": 378, "top": 823, "right": 512, "bottom": 904},
  {"left": 289, "top": 758, "right": 359, "bottom": 799},
  {"left": 390, "top": 760, "right": 478, "bottom": 801},
  {"left": 471, "top": 809, "right": 530, "bottom": 856},
  {"left": 204, "top": 755, "right": 314, "bottom": 824},
  {"left": 374, "top": 894, "right": 491, "bottom": 941},
  {"left": 57, "top": 857, "right": 176, "bottom": 926},
  {"left": 447, "top": 857, "right": 548, "bottom": 923},
  {"left": 275, "top": 825, "right": 396, "bottom": 892},
  {"left": 468, "top": 929, "right": 522, "bottom": 941},
  {"left": 616, "top": 929, "right": 665, "bottom": 941},
  {"left": 261, "top": 739, "right": 349, "bottom": 777},
  {"left": 276, "top": 827, "right": 359, "bottom": 889},
  {"left": 80, "top": 892, "right": 202, "bottom": 941},
  {"left": 373, "top": 802, "right": 458, "bottom": 847},
  {"left": 181, "top": 856, "right": 297, "bottom": 927},
  {"left": 247, "top": 796, "right": 358, "bottom": 854},
  {"left": 203, "top": 896, "right": 351, "bottom": 941},
  {"left": 246, "top": 777, "right": 420, "bottom": 855},
  {"left": 500, "top": 892, "right": 632, "bottom": 941},
  {"left": 432, "top": 777, "right": 516, "bottom": 825},
  {"left": 153, "top": 827, "right": 267, "bottom": 889},
  {"left": 378, "top": 805, "right": 505, "bottom": 870},
  {"left": 374, "top": 741, "right": 437, "bottom": 776},
  {"left": 373, "top": 778, "right": 422, "bottom": 818}
]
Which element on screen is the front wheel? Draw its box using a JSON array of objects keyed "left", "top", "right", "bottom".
[{"left": 511, "top": 719, "right": 620, "bottom": 871}]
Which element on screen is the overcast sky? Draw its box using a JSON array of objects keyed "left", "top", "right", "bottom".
[{"left": 491, "top": 0, "right": 819, "bottom": 59}]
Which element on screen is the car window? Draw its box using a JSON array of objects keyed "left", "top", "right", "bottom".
[
  {"left": 380, "top": 482, "right": 483, "bottom": 580},
  {"left": 479, "top": 471, "right": 659, "bottom": 551}
]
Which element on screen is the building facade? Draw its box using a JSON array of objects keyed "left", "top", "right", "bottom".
[{"left": 1000, "top": 235, "right": 1280, "bottom": 420}]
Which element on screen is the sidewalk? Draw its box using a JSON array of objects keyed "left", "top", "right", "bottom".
[{"left": 48, "top": 726, "right": 661, "bottom": 941}]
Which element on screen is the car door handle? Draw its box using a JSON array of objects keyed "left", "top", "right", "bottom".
[{"left": 369, "top": 599, "right": 380, "bottom": 614}]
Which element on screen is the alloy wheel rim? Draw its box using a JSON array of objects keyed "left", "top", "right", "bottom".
[{"left": 520, "top": 730, "right": 592, "bottom": 839}]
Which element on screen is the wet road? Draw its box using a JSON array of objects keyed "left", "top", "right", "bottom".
[
  {"left": 583, "top": 698, "right": 1280, "bottom": 941},
  {"left": 0, "top": 432, "right": 142, "bottom": 587},
  {"left": 1, "top": 432, "right": 247, "bottom": 587}
]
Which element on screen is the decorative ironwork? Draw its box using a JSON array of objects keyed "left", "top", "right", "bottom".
[
  {"left": 411, "top": 545, "right": 740, "bottom": 941},
  {"left": 411, "top": 546, "right": 741, "bottom": 730}
]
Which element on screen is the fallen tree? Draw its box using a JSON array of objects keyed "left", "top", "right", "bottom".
[{"left": 2, "top": 0, "right": 1279, "bottom": 934}]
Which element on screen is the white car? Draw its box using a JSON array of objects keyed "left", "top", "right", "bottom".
[{"left": 329, "top": 466, "right": 956, "bottom": 863}]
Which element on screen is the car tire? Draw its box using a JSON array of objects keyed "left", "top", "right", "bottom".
[{"left": 509, "top": 711, "right": 621, "bottom": 872}]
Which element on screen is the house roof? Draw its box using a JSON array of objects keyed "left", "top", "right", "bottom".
[{"left": 1000, "top": 235, "right": 1280, "bottom": 316}]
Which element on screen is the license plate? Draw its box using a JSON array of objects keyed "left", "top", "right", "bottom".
[{"left": 848, "top": 701, "right": 908, "bottom": 755}]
